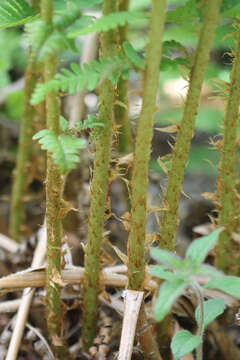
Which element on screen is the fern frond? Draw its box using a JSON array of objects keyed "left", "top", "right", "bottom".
[
  {"left": 67, "top": 11, "right": 147, "bottom": 38},
  {"left": 33, "top": 129, "right": 86, "bottom": 174},
  {"left": 31, "top": 53, "right": 133, "bottom": 104},
  {"left": 0, "top": 0, "right": 37, "bottom": 29}
]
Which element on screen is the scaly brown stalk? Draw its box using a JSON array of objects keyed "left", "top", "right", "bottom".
[
  {"left": 215, "top": 24, "right": 240, "bottom": 275},
  {"left": 115, "top": 0, "right": 132, "bottom": 154},
  {"left": 82, "top": 0, "right": 117, "bottom": 350},
  {"left": 9, "top": 55, "right": 37, "bottom": 241},
  {"left": 9, "top": 0, "right": 40, "bottom": 241},
  {"left": 160, "top": 0, "right": 222, "bottom": 252},
  {"left": 41, "top": 0, "right": 68, "bottom": 357},
  {"left": 128, "top": 0, "right": 167, "bottom": 290}
]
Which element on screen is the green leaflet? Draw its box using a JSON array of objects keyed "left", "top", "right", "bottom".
[
  {"left": 150, "top": 247, "right": 184, "bottom": 270},
  {"left": 205, "top": 276, "right": 240, "bottom": 298},
  {"left": 67, "top": 11, "right": 147, "bottom": 37},
  {"left": 171, "top": 330, "right": 201, "bottom": 359},
  {"left": 185, "top": 228, "right": 223, "bottom": 265},
  {"left": 33, "top": 129, "right": 86, "bottom": 174},
  {"left": 154, "top": 278, "right": 188, "bottom": 321},
  {"left": 0, "top": 0, "right": 37, "bottom": 29},
  {"left": 195, "top": 299, "right": 225, "bottom": 330}
]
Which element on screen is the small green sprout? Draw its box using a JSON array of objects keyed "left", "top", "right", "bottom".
[{"left": 150, "top": 228, "right": 240, "bottom": 360}]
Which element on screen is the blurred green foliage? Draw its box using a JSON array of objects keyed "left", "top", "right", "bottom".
[
  {"left": 0, "top": 29, "right": 26, "bottom": 88},
  {"left": 5, "top": 90, "right": 24, "bottom": 121}
]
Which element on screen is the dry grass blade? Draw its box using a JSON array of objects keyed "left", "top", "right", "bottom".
[
  {"left": 0, "top": 233, "right": 19, "bottom": 253},
  {"left": 0, "top": 267, "right": 132, "bottom": 290},
  {"left": 118, "top": 290, "right": 144, "bottom": 360}
]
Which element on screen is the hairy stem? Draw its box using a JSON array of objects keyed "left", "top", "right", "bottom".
[
  {"left": 82, "top": 0, "right": 116, "bottom": 349},
  {"left": 128, "top": 0, "right": 167, "bottom": 290},
  {"left": 215, "top": 25, "right": 240, "bottom": 275},
  {"left": 9, "top": 56, "right": 37, "bottom": 241},
  {"left": 115, "top": 0, "right": 132, "bottom": 154},
  {"left": 41, "top": 0, "right": 68, "bottom": 357},
  {"left": 192, "top": 282, "right": 204, "bottom": 360},
  {"left": 160, "top": 0, "right": 222, "bottom": 252},
  {"left": 9, "top": 0, "right": 40, "bottom": 241}
]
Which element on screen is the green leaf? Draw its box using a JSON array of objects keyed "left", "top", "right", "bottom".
[
  {"left": 67, "top": 11, "right": 147, "bottom": 37},
  {"left": 171, "top": 330, "right": 201, "bottom": 359},
  {"left": 33, "top": 129, "right": 86, "bottom": 174},
  {"left": 149, "top": 266, "right": 177, "bottom": 281},
  {"left": 150, "top": 248, "right": 184, "bottom": 270},
  {"left": 195, "top": 299, "right": 225, "bottom": 330},
  {"left": 196, "top": 264, "right": 223, "bottom": 278},
  {"left": 0, "top": 0, "right": 37, "bottom": 29},
  {"left": 60, "top": 116, "right": 69, "bottom": 131},
  {"left": 154, "top": 279, "right": 188, "bottom": 321},
  {"left": 205, "top": 276, "right": 240, "bottom": 298},
  {"left": 123, "top": 41, "right": 145, "bottom": 70},
  {"left": 185, "top": 228, "right": 223, "bottom": 265}
]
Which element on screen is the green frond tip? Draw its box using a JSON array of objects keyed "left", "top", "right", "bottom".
[
  {"left": 0, "top": 0, "right": 37, "bottom": 29},
  {"left": 31, "top": 54, "right": 132, "bottom": 105},
  {"left": 33, "top": 129, "right": 86, "bottom": 174},
  {"left": 67, "top": 11, "right": 147, "bottom": 38}
]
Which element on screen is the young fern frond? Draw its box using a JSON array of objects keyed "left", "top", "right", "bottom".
[
  {"left": 75, "top": 115, "right": 105, "bottom": 131},
  {"left": 32, "top": 45, "right": 143, "bottom": 104},
  {"left": 33, "top": 129, "right": 86, "bottom": 174},
  {"left": 0, "top": 0, "right": 37, "bottom": 29},
  {"left": 67, "top": 11, "right": 147, "bottom": 37},
  {"left": 60, "top": 114, "right": 104, "bottom": 134}
]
